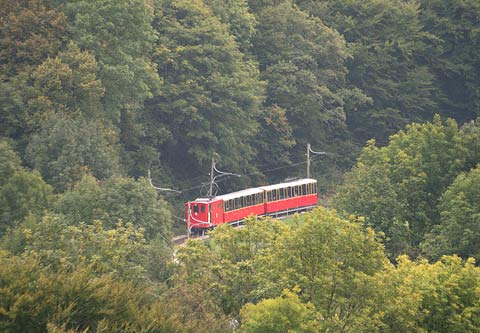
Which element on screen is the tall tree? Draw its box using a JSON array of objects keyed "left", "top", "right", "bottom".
[
  {"left": 145, "top": 0, "right": 264, "bottom": 178},
  {"left": 204, "top": 0, "right": 257, "bottom": 53},
  {"left": 240, "top": 290, "right": 319, "bottom": 333},
  {"left": 26, "top": 113, "right": 121, "bottom": 191},
  {"left": 333, "top": 116, "right": 480, "bottom": 258},
  {"left": 0, "top": 140, "right": 53, "bottom": 236},
  {"left": 25, "top": 42, "right": 105, "bottom": 126},
  {"left": 422, "top": 164, "right": 480, "bottom": 261},
  {"left": 297, "top": 0, "right": 438, "bottom": 144},
  {"left": 419, "top": 0, "right": 480, "bottom": 122},
  {"left": 0, "top": 0, "right": 67, "bottom": 77},
  {"left": 251, "top": 0, "right": 364, "bottom": 170},
  {"left": 58, "top": 0, "right": 161, "bottom": 122},
  {"left": 54, "top": 174, "right": 172, "bottom": 241}
]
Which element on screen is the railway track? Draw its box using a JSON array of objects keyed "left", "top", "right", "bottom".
[{"left": 172, "top": 233, "right": 210, "bottom": 246}]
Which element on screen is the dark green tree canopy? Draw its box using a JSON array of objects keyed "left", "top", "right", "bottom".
[
  {"left": 145, "top": 0, "right": 264, "bottom": 177},
  {"left": 334, "top": 116, "right": 480, "bottom": 258},
  {"left": 422, "top": 164, "right": 480, "bottom": 261}
]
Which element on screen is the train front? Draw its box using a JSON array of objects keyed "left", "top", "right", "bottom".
[{"left": 185, "top": 198, "right": 212, "bottom": 234}]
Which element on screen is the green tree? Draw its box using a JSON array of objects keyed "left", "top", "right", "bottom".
[
  {"left": 0, "top": 170, "right": 54, "bottom": 236},
  {"left": 419, "top": 0, "right": 480, "bottom": 122},
  {"left": 0, "top": 140, "right": 22, "bottom": 183},
  {"left": 422, "top": 164, "right": 480, "bottom": 261},
  {"left": 253, "top": 105, "right": 295, "bottom": 180},
  {"left": 11, "top": 214, "right": 147, "bottom": 280},
  {"left": 0, "top": 140, "right": 53, "bottom": 236},
  {"left": 26, "top": 113, "right": 121, "bottom": 191},
  {"left": 204, "top": 0, "right": 257, "bottom": 52},
  {"left": 252, "top": 1, "right": 356, "bottom": 156},
  {"left": 333, "top": 116, "right": 479, "bottom": 258},
  {"left": 0, "top": 0, "right": 67, "bottom": 76},
  {"left": 59, "top": 0, "right": 161, "bottom": 121},
  {"left": 176, "top": 208, "right": 387, "bottom": 329},
  {"left": 297, "top": 0, "right": 438, "bottom": 144},
  {"left": 371, "top": 255, "right": 480, "bottom": 333},
  {"left": 239, "top": 289, "right": 319, "bottom": 333},
  {"left": 262, "top": 208, "right": 386, "bottom": 331},
  {"left": 95, "top": 177, "right": 172, "bottom": 241},
  {"left": 175, "top": 217, "right": 288, "bottom": 316},
  {"left": 25, "top": 42, "right": 105, "bottom": 126},
  {"left": 145, "top": 0, "right": 264, "bottom": 178},
  {"left": 0, "top": 251, "right": 181, "bottom": 333},
  {"left": 54, "top": 174, "right": 172, "bottom": 241}
]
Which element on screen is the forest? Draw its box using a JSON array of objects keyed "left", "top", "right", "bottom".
[{"left": 0, "top": 0, "right": 479, "bottom": 332}]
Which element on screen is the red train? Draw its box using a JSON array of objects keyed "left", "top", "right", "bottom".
[{"left": 185, "top": 178, "right": 318, "bottom": 233}]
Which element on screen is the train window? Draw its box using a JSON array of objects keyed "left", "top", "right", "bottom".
[
  {"left": 302, "top": 184, "right": 306, "bottom": 195},
  {"left": 272, "top": 190, "right": 276, "bottom": 201},
  {"left": 201, "top": 206, "right": 205, "bottom": 213},
  {"left": 193, "top": 205, "right": 199, "bottom": 213},
  {"left": 294, "top": 186, "right": 298, "bottom": 197}
]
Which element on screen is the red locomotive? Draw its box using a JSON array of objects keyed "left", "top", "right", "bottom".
[{"left": 185, "top": 178, "right": 318, "bottom": 233}]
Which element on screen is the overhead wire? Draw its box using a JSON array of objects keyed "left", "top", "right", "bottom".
[{"left": 151, "top": 152, "right": 334, "bottom": 194}]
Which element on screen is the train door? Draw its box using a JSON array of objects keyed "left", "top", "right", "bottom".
[{"left": 209, "top": 200, "right": 224, "bottom": 225}]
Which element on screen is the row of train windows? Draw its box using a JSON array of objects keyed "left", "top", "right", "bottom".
[
  {"left": 224, "top": 183, "right": 317, "bottom": 212},
  {"left": 224, "top": 193, "right": 263, "bottom": 212},
  {"left": 266, "top": 183, "right": 317, "bottom": 202}
]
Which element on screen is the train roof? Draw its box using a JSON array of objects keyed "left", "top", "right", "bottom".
[
  {"left": 193, "top": 178, "right": 317, "bottom": 202},
  {"left": 215, "top": 187, "right": 264, "bottom": 201},
  {"left": 258, "top": 178, "right": 317, "bottom": 192}
]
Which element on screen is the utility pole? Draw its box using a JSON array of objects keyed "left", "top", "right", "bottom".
[
  {"left": 307, "top": 143, "right": 311, "bottom": 178},
  {"left": 209, "top": 158, "right": 215, "bottom": 197}
]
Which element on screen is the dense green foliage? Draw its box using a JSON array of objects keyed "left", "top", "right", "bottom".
[
  {"left": 175, "top": 210, "right": 480, "bottom": 333},
  {"left": 1, "top": 0, "right": 480, "bottom": 331},
  {"left": 2, "top": 0, "right": 478, "bottom": 191},
  {"left": 333, "top": 116, "right": 480, "bottom": 259}
]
